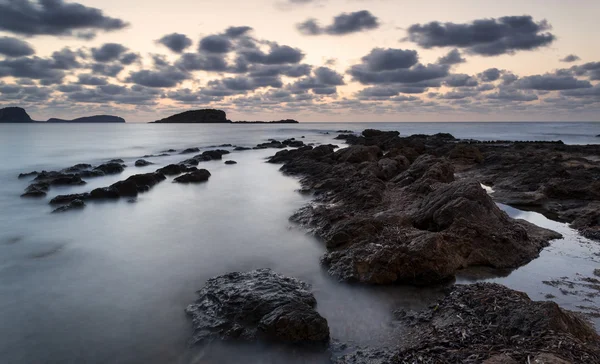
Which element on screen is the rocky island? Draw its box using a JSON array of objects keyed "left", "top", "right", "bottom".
[
  {"left": 151, "top": 109, "right": 298, "bottom": 124},
  {"left": 47, "top": 115, "right": 125, "bottom": 123},
  {"left": 0, "top": 107, "right": 126, "bottom": 123},
  {"left": 0, "top": 107, "right": 34, "bottom": 123}
]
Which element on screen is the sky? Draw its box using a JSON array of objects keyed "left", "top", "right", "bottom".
[{"left": 0, "top": 0, "right": 599, "bottom": 122}]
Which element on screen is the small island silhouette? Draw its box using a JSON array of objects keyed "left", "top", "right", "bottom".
[{"left": 0, "top": 107, "right": 298, "bottom": 124}]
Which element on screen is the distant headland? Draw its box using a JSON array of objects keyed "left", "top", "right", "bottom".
[
  {"left": 151, "top": 109, "right": 299, "bottom": 124},
  {"left": 0, "top": 107, "right": 125, "bottom": 123},
  {"left": 0, "top": 107, "right": 298, "bottom": 124}
]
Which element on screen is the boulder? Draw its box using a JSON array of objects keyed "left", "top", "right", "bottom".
[
  {"left": 156, "top": 164, "right": 197, "bottom": 175},
  {"left": 224, "top": 160, "right": 237, "bottom": 165},
  {"left": 179, "top": 147, "right": 200, "bottom": 154},
  {"left": 185, "top": 269, "right": 329, "bottom": 345},
  {"left": 174, "top": 169, "right": 211, "bottom": 183},
  {"left": 334, "top": 145, "right": 382, "bottom": 163},
  {"left": 93, "top": 162, "right": 125, "bottom": 175},
  {"left": 134, "top": 159, "right": 153, "bottom": 167}
]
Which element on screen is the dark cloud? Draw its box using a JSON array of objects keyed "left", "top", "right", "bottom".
[
  {"left": 157, "top": 33, "right": 192, "bottom": 53},
  {"left": 514, "top": 75, "right": 592, "bottom": 90},
  {"left": 51, "top": 47, "right": 83, "bottom": 69},
  {"left": 224, "top": 26, "right": 253, "bottom": 38},
  {"left": 349, "top": 55, "right": 449, "bottom": 85},
  {"left": 314, "top": 67, "right": 344, "bottom": 85},
  {"left": 175, "top": 53, "right": 228, "bottom": 72},
  {"left": 0, "top": 36, "right": 35, "bottom": 57},
  {"left": 561, "top": 84, "right": 600, "bottom": 98},
  {"left": 56, "top": 84, "right": 83, "bottom": 93},
  {"left": 478, "top": 68, "right": 502, "bottom": 82},
  {"left": 241, "top": 44, "right": 304, "bottom": 65},
  {"left": 437, "top": 49, "right": 465, "bottom": 65},
  {"left": 360, "top": 48, "right": 419, "bottom": 71},
  {"left": 119, "top": 52, "right": 139, "bottom": 65},
  {"left": 199, "top": 35, "right": 233, "bottom": 53},
  {"left": 248, "top": 64, "right": 312, "bottom": 78},
  {"left": 0, "top": 56, "right": 65, "bottom": 83},
  {"left": 287, "top": 67, "right": 345, "bottom": 95},
  {"left": 91, "top": 63, "right": 124, "bottom": 77},
  {"left": 77, "top": 73, "right": 108, "bottom": 86},
  {"left": 444, "top": 74, "right": 478, "bottom": 87},
  {"left": 92, "top": 43, "right": 128, "bottom": 62},
  {"left": 406, "top": 16, "right": 555, "bottom": 56},
  {"left": 571, "top": 62, "right": 600, "bottom": 81},
  {"left": 487, "top": 89, "right": 538, "bottom": 101},
  {"left": 297, "top": 10, "right": 379, "bottom": 36},
  {"left": 0, "top": 0, "right": 128, "bottom": 38},
  {"left": 67, "top": 84, "right": 159, "bottom": 105},
  {"left": 0, "top": 84, "right": 52, "bottom": 102},
  {"left": 560, "top": 54, "right": 580, "bottom": 63},
  {"left": 127, "top": 66, "right": 189, "bottom": 88}
]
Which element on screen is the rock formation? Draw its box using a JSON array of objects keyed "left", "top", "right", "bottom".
[{"left": 152, "top": 109, "right": 231, "bottom": 123}]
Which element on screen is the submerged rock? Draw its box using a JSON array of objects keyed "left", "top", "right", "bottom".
[
  {"left": 174, "top": 169, "right": 211, "bottom": 183},
  {"left": 52, "top": 199, "right": 85, "bottom": 213},
  {"left": 134, "top": 159, "right": 153, "bottom": 167},
  {"left": 156, "top": 164, "right": 197, "bottom": 175},
  {"left": 224, "top": 160, "right": 237, "bottom": 165},
  {"left": 185, "top": 269, "right": 329, "bottom": 345}
]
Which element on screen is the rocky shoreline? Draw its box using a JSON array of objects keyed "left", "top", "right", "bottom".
[{"left": 14, "top": 128, "right": 600, "bottom": 362}]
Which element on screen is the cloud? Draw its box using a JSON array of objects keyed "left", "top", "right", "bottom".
[
  {"left": 66, "top": 85, "right": 159, "bottom": 105},
  {"left": 406, "top": 16, "right": 555, "bottom": 56},
  {"left": 571, "top": 62, "right": 600, "bottom": 81},
  {"left": 487, "top": 89, "right": 538, "bottom": 101},
  {"left": 119, "top": 52, "right": 139, "bottom": 65},
  {"left": 240, "top": 44, "right": 304, "bottom": 64},
  {"left": 91, "top": 63, "right": 124, "bottom": 77},
  {"left": 157, "top": 33, "right": 192, "bottom": 53},
  {"left": 175, "top": 53, "right": 228, "bottom": 72},
  {"left": 224, "top": 26, "right": 253, "bottom": 38},
  {"left": 0, "top": 0, "right": 128, "bottom": 38},
  {"left": 560, "top": 54, "right": 580, "bottom": 63},
  {"left": 199, "top": 35, "right": 233, "bottom": 53},
  {"left": 0, "top": 56, "right": 65, "bottom": 83},
  {"left": 478, "top": 68, "right": 502, "bottom": 82},
  {"left": 297, "top": 10, "right": 379, "bottom": 36},
  {"left": 0, "top": 36, "right": 35, "bottom": 57},
  {"left": 514, "top": 74, "right": 592, "bottom": 90},
  {"left": 92, "top": 43, "right": 128, "bottom": 62},
  {"left": 50, "top": 47, "right": 84, "bottom": 69},
  {"left": 77, "top": 73, "right": 108, "bottom": 86},
  {"left": 561, "top": 84, "right": 600, "bottom": 98},
  {"left": 359, "top": 48, "right": 419, "bottom": 71},
  {"left": 444, "top": 74, "right": 478, "bottom": 87},
  {"left": 437, "top": 49, "right": 465, "bottom": 65},
  {"left": 127, "top": 66, "right": 189, "bottom": 88}
]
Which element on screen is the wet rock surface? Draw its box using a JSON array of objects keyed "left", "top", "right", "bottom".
[
  {"left": 134, "top": 159, "right": 153, "bottom": 167},
  {"left": 269, "top": 131, "right": 561, "bottom": 285},
  {"left": 224, "top": 160, "right": 237, "bottom": 165},
  {"left": 174, "top": 169, "right": 211, "bottom": 183},
  {"left": 52, "top": 199, "right": 85, "bottom": 213},
  {"left": 185, "top": 269, "right": 329, "bottom": 345},
  {"left": 336, "top": 283, "right": 600, "bottom": 363}
]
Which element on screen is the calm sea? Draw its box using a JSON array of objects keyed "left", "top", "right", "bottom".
[{"left": 0, "top": 122, "right": 598, "bottom": 363}]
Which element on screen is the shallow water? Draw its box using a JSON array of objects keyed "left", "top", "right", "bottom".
[{"left": 0, "top": 122, "right": 598, "bottom": 363}]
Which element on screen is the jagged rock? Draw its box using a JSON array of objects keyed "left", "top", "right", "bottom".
[
  {"left": 93, "top": 162, "right": 125, "bottom": 175},
  {"left": 174, "top": 169, "right": 211, "bottom": 183},
  {"left": 135, "top": 159, "right": 153, "bottom": 167},
  {"left": 156, "top": 164, "right": 197, "bottom": 175},
  {"left": 185, "top": 269, "right": 329, "bottom": 345},
  {"left": 52, "top": 199, "right": 85, "bottom": 213},
  {"left": 179, "top": 147, "right": 200, "bottom": 154},
  {"left": 334, "top": 145, "right": 382, "bottom": 163},
  {"left": 18, "top": 171, "right": 39, "bottom": 179}
]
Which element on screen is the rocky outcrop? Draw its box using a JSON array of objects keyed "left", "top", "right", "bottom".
[
  {"left": 156, "top": 164, "right": 197, "bottom": 176},
  {"left": 224, "top": 160, "right": 237, "bottom": 165},
  {"left": 268, "top": 131, "right": 561, "bottom": 285},
  {"left": 153, "top": 109, "right": 231, "bottom": 123},
  {"left": 185, "top": 269, "right": 329, "bottom": 345},
  {"left": 52, "top": 199, "right": 85, "bottom": 213},
  {"left": 134, "top": 159, "right": 153, "bottom": 167},
  {"left": 173, "top": 169, "right": 211, "bottom": 183},
  {"left": 49, "top": 172, "right": 166, "bottom": 205},
  {"left": 234, "top": 119, "right": 299, "bottom": 124},
  {"left": 336, "top": 283, "right": 600, "bottom": 363},
  {"left": 47, "top": 115, "right": 125, "bottom": 123},
  {"left": 0, "top": 107, "right": 33, "bottom": 122}
]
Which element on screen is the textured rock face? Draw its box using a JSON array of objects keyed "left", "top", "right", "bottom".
[
  {"left": 173, "top": 169, "right": 211, "bottom": 183},
  {"left": 269, "top": 132, "right": 561, "bottom": 285},
  {"left": 185, "top": 269, "right": 329, "bottom": 345},
  {"left": 336, "top": 283, "right": 600, "bottom": 363},
  {"left": 153, "top": 109, "right": 231, "bottom": 123},
  {"left": 0, "top": 107, "right": 33, "bottom": 122}
]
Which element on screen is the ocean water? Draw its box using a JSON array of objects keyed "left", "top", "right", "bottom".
[{"left": 0, "top": 122, "right": 598, "bottom": 364}]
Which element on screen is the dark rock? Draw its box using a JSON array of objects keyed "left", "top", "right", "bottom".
[
  {"left": 255, "top": 140, "right": 285, "bottom": 149},
  {"left": 201, "top": 149, "right": 230, "bottom": 160},
  {"left": 448, "top": 144, "right": 484, "bottom": 163},
  {"left": 52, "top": 199, "right": 85, "bottom": 213},
  {"left": 134, "top": 159, "right": 153, "bottom": 167},
  {"left": 185, "top": 269, "right": 329, "bottom": 345},
  {"left": 336, "top": 130, "right": 353, "bottom": 133},
  {"left": 334, "top": 145, "right": 382, "bottom": 163},
  {"left": 156, "top": 164, "right": 197, "bottom": 175},
  {"left": 153, "top": 109, "right": 231, "bottom": 123},
  {"left": 389, "top": 283, "right": 600, "bottom": 363},
  {"left": 18, "top": 171, "right": 38, "bottom": 179},
  {"left": 0, "top": 107, "right": 33, "bottom": 122},
  {"left": 108, "top": 159, "right": 124, "bottom": 164},
  {"left": 224, "top": 160, "right": 237, "bottom": 165},
  {"left": 234, "top": 119, "right": 298, "bottom": 124},
  {"left": 50, "top": 193, "right": 89, "bottom": 205},
  {"left": 21, "top": 184, "right": 48, "bottom": 198},
  {"left": 93, "top": 162, "right": 125, "bottom": 175},
  {"left": 61, "top": 164, "right": 92, "bottom": 173},
  {"left": 161, "top": 149, "right": 177, "bottom": 153},
  {"left": 283, "top": 138, "right": 305, "bottom": 147},
  {"left": 234, "top": 146, "right": 251, "bottom": 151},
  {"left": 174, "top": 169, "right": 211, "bottom": 183},
  {"left": 179, "top": 148, "right": 200, "bottom": 154}
]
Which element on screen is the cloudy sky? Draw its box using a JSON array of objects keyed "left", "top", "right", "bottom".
[{"left": 0, "top": 0, "right": 599, "bottom": 122}]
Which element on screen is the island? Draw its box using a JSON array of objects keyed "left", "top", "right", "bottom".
[
  {"left": 0, "top": 107, "right": 34, "bottom": 123},
  {"left": 151, "top": 109, "right": 299, "bottom": 124},
  {"left": 152, "top": 109, "right": 231, "bottom": 123},
  {"left": 47, "top": 115, "right": 125, "bottom": 123},
  {"left": 0, "top": 107, "right": 126, "bottom": 123}
]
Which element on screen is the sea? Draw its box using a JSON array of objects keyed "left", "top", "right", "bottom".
[{"left": 0, "top": 122, "right": 599, "bottom": 363}]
